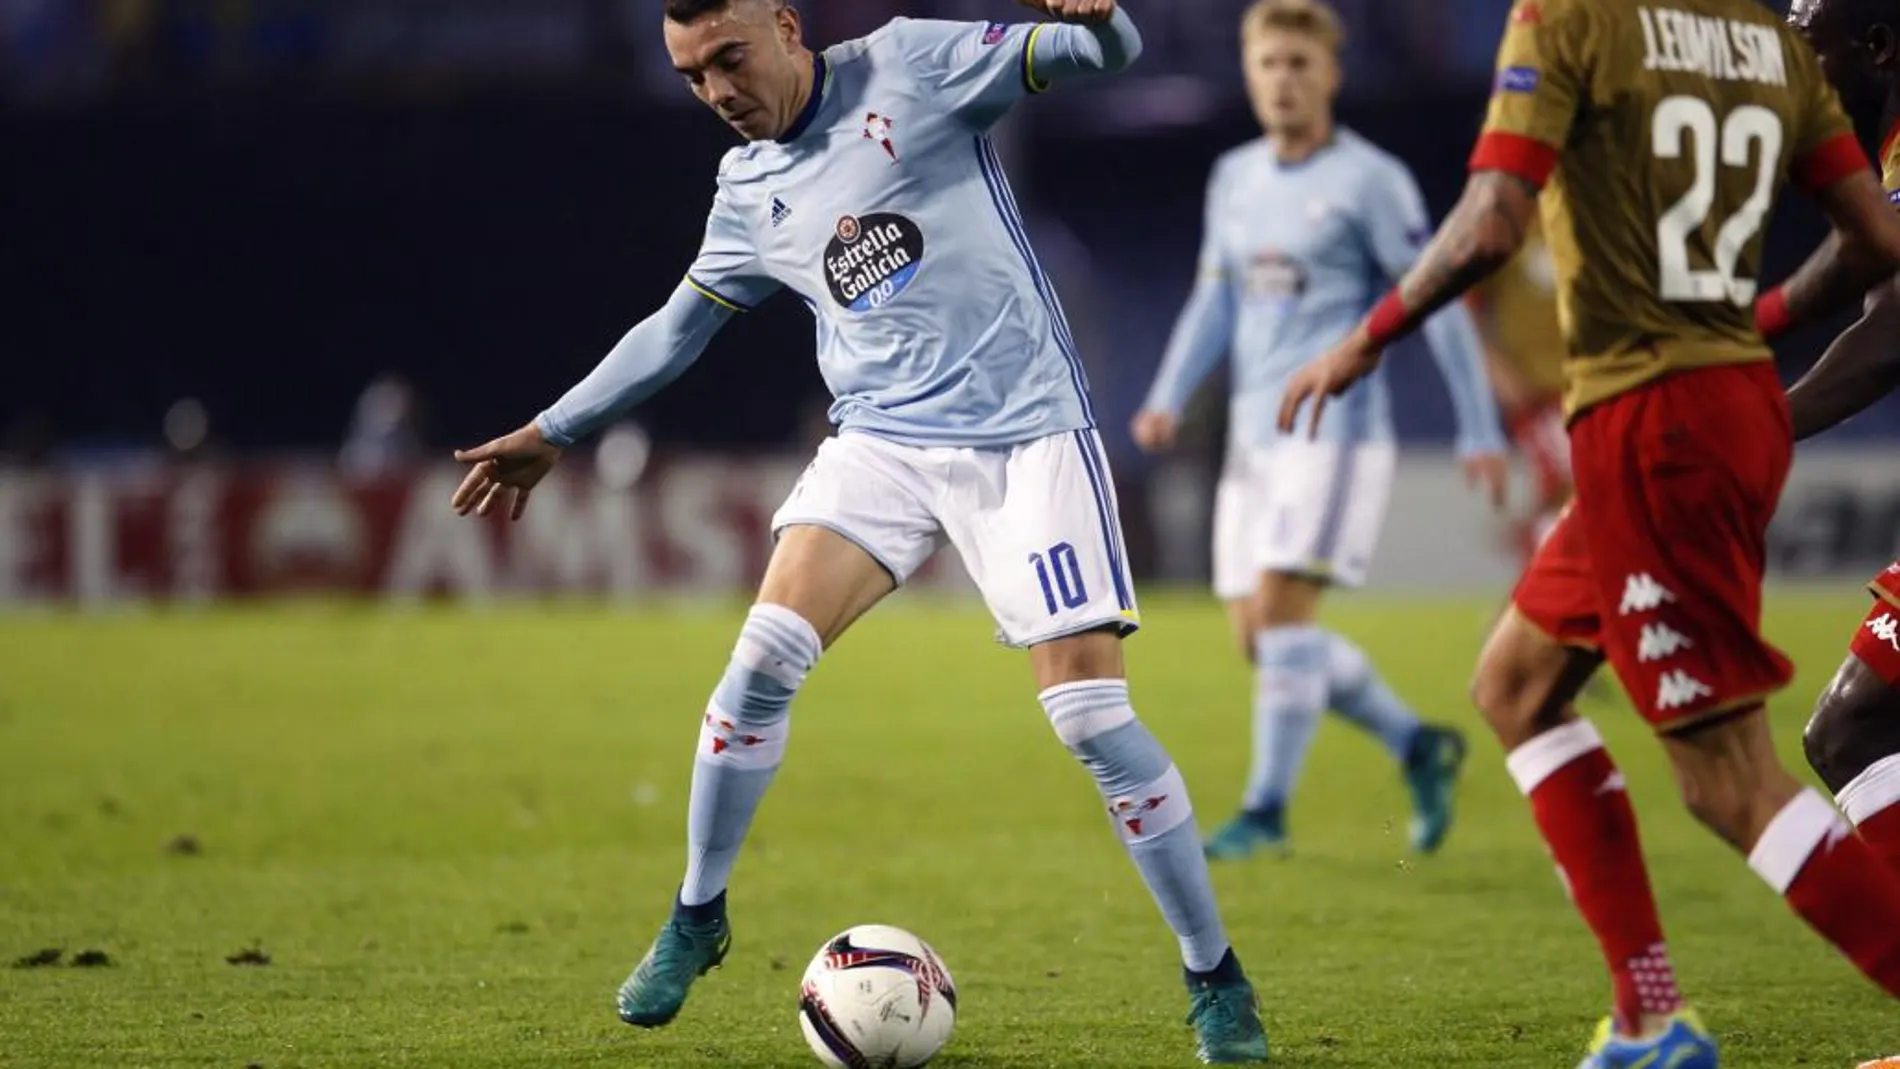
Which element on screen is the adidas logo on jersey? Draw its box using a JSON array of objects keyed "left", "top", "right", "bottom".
[
  {"left": 1619, "top": 573, "right": 1676, "bottom": 615},
  {"left": 1636, "top": 622, "right": 1693, "bottom": 663},
  {"left": 771, "top": 197, "right": 792, "bottom": 228},
  {"left": 1868, "top": 612, "right": 1900, "bottom": 652},
  {"left": 1655, "top": 669, "right": 1712, "bottom": 712}
]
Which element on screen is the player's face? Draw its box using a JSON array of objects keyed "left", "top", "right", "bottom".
[
  {"left": 1243, "top": 30, "right": 1339, "bottom": 138},
  {"left": 666, "top": 1, "right": 806, "bottom": 141},
  {"left": 1791, "top": 0, "right": 1899, "bottom": 116}
]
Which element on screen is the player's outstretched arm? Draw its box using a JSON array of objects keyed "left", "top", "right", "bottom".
[
  {"left": 534, "top": 282, "right": 731, "bottom": 447},
  {"left": 1759, "top": 170, "right": 1900, "bottom": 336},
  {"left": 1132, "top": 163, "right": 1233, "bottom": 453},
  {"left": 448, "top": 282, "right": 732, "bottom": 520},
  {"left": 1785, "top": 276, "right": 1900, "bottom": 440},
  {"left": 1131, "top": 270, "right": 1233, "bottom": 453},
  {"left": 893, "top": 6, "right": 1138, "bottom": 129},
  {"left": 1020, "top": 3, "right": 1142, "bottom": 85}
]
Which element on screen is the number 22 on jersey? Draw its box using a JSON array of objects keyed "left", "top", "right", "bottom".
[{"left": 1650, "top": 95, "right": 1781, "bottom": 305}]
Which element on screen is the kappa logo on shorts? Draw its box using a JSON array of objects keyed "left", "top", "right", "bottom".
[
  {"left": 1619, "top": 573, "right": 1676, "bottom": 615},
  {"left": 1636, "top": 622, "right": 1693, "bottom": 663},
  {"left": 1868, "top": 612, "right": 1900, "bottom": 653},
  {"left": 1655, "top": 670, "right": 1713, "bottom": 712}
]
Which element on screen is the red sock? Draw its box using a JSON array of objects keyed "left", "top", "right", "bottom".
[
  {"left": 1507, "top": 721, "right": 1682, "bottom": 1032},
  {"left": 1839, "top": 756, "right": 1900, "bottom": 876},
  {"left": 1753, "top": 790, "right": 1900, "bottom": 996}
]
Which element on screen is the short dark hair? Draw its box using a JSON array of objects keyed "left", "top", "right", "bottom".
[{"left": 664, "top": 0, "right": 735, "bottom": 23}]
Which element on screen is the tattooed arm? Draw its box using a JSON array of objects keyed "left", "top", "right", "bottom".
[{"left": 1358, "top": 170, "right": 1539, "bottom": 351}]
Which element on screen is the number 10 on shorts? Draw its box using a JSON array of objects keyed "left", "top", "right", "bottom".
[{"left": 1031, "top": 543, "right": 1088, "bottom": 615}]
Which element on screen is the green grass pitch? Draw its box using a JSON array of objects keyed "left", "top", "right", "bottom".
[{"left": 2, "top": 591, "right": 1896, "bottom": 1068}]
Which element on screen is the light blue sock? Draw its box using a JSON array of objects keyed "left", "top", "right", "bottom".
[
  {"left": 679, "top": 603, "right": 822, "bottom": 907},
  {"left": 1323, "top": 630, "right": 1422, "bottom": 762},
  {"left": 1041, "top": 680, "right": 1230, "bottom": 973},
  {"left": 1244, "top": 626, "right": 1329, "bottom": 814}
]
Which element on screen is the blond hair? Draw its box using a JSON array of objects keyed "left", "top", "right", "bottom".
[{"left": 1242, "top": 0, "right": 1346, "bottom": 53}]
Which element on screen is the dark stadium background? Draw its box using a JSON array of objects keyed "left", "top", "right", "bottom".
[{"left": 3, "top": 0, "right": 1884, "bottom": 592}]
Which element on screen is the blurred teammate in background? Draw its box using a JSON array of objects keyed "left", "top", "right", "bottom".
[
  {"left": 1281, "top": 0, "right": 1900, "bottom": 1065},
  {"left": 446, "top": 0, "right": 1270, "bottom": 1060},
  {"left": 1130, "top": 0, "right": 1507, "bottom": 862},
  {"left": 1467, "top": 213, "right": 1572, "bottom": 561}
]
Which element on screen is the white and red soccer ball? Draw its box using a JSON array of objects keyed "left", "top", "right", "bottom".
[{"left": 797, "top": 924, "right": 958, "bottom": 1069}]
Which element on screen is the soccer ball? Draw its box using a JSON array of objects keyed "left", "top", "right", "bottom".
[{"left": 796, "top": 924, "right": 958, "bottom": 1068}]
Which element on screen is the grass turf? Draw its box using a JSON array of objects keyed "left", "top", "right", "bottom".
[{"left": 1, "top": 591, "right": 1895, "bottom": 1068}]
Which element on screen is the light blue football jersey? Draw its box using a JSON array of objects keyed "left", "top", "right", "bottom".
[
  {"left": 686, "top": 18, "right": 1138, "bottom": 447},
  {"left": 536, "top": 15, "right": 1140, "bottom": 450},
  {"left": 1142, "top": 129, "right": 1502, "bottom": 454}
]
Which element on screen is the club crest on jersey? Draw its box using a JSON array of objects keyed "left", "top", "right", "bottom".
[
  {"left": 982, "top": 21, "right": 1007, "bottom": 45},
  {"left": 862, "top": 112, "right": 898, "bottom": 163},
  {"left": 825, "top": 212, "right": 924, "bottom": 312}
]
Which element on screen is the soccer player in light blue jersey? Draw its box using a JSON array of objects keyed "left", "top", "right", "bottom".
[
  {"left": 447, "top": 0, "right": 1269, "bottom": 1061},
  {"left": 1130, "top": 0, "right": 1509, "bottom": 862}
]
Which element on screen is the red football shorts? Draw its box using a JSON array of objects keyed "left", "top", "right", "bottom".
[
  {"left": 1850, "top": 563, "right": 1900, "bottom": 687},
  {"left": 1512, "top": 363, "right": 1795, "bottom": 731}
]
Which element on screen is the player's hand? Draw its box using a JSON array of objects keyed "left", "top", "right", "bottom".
[
  {"left": 1129, "top": 410, "right": 1177, "bottom": 454},
  {"left": 1277, "top": 332, "right": 1382, "bottom": 439},
  {"left": 1460, "top": 451, "right": 1510, "bottom": 511},
  {"left": 1016, "top": 0, "right": 1116, "bottom": 25},
  {"left": 451, "top": 422, "right": 564, "bottom": 521}
]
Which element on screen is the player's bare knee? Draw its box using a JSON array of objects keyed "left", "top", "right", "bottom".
[
  {"left": 1803, "top": 655, "right": 1900, "bottom": 794},
  {"left": 757, "top": 524, "right": 895, "bottom": 647},
  {"left": 1673, "top": 765, "right": 1755, "bottom": 848},
  {"left": 1469, "top": 651, "right": 1569, "bottom": 750},
  {"left": 1470, "top": 613, "right": 1594, "bottom": 750},
  {"left": 1224, "top": 599, "right": 1263, "bottom": 662},
  {"left": 1256, "top": 571, "right": 1322, "bottom": 628},
  {"left": 1664, "top": 711, "right": 1800, "bottom": 851},
  {"left": 1029, "top": 627, "right": 1125, "bottom": 691}
]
